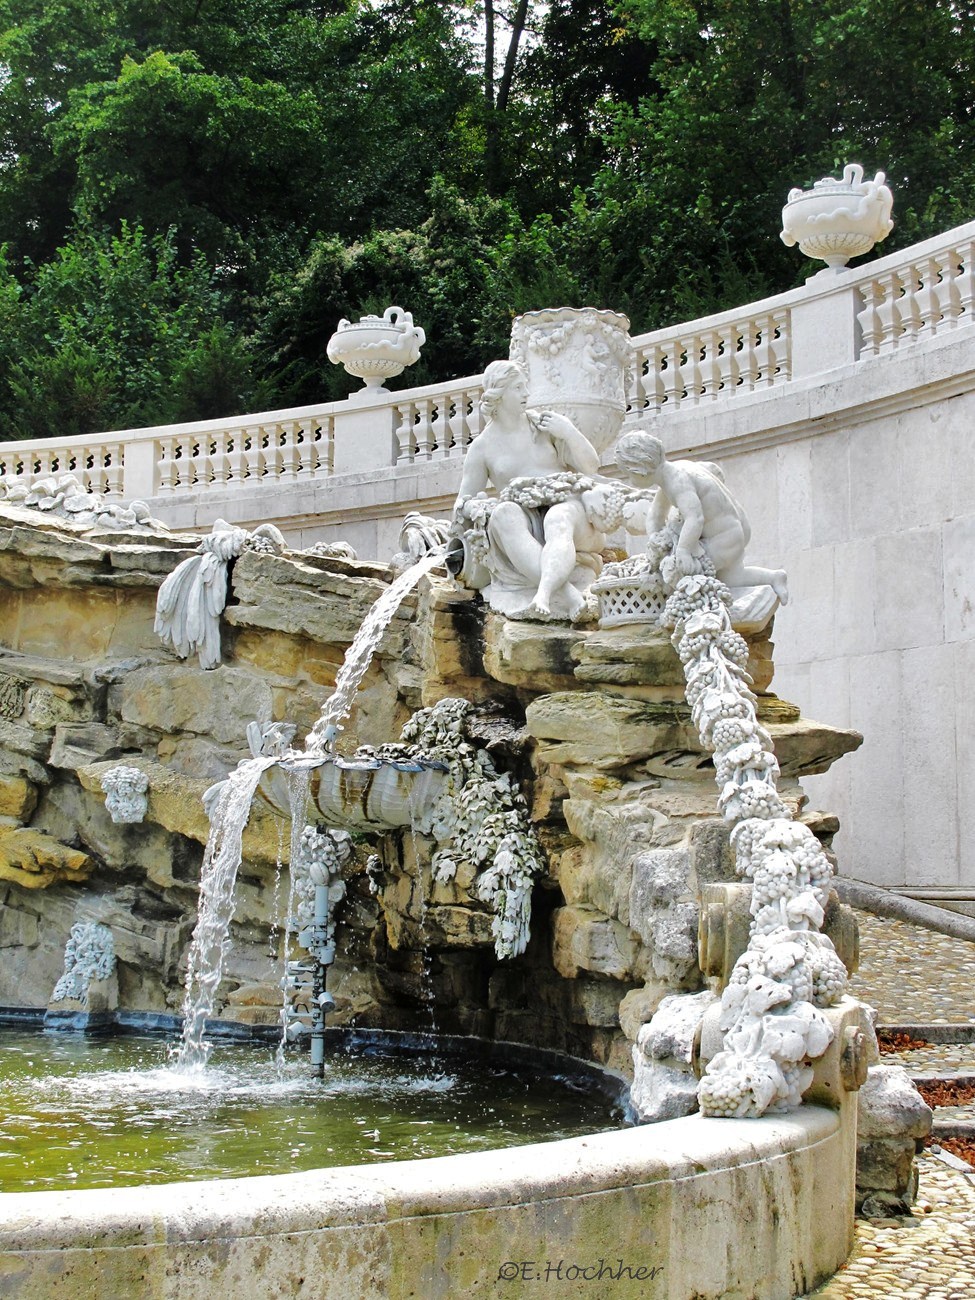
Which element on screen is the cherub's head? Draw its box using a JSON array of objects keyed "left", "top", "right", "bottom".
[{"left": 615, "top": 430, "right": 665, "bottom": 481}]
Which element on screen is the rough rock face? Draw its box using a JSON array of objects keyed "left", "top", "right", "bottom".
[
  {"left": 0, "top": 506, "right": 864, "bottom": 1074},
  {"left": 856, "top": 1063, "right": 933, "bottom": 1215}
]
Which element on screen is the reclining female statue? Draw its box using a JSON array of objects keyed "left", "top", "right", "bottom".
[{"left": 452, "top": 359, "right": 609, "bottom": 621}]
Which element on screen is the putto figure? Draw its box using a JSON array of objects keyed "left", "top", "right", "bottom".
[
  {"left": 450, "top": 360, "right": 606, "bottom": 621},
  {"left": 614, "top": 431, "right": 789, "bottom": 605}
]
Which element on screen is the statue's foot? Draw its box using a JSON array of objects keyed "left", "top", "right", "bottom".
[{"left": 570, "top": 593, "right": 598, "bottom": 625}]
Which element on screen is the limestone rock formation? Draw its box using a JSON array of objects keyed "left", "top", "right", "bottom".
[{"left": 0, "top": 504, "right": 863, "bottom": 1090}]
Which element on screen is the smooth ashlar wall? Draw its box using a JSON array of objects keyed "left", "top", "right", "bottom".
[{"left": 703, "top": 332, "right": 974, "bottom": 911}]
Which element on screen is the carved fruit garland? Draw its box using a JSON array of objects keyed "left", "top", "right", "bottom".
[
  {"left": 397, "top": 697, "right": 546, "bottom": 961},
  {"left": 660, "top": 569, "right": 848, "bottom": 1118}
]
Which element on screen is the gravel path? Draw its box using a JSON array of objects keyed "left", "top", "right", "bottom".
[
  {"left": 806, "top": 906, "right": 975, "bottom": 1296},
  {"left": 810, "top": 1153, "right": 975, "bottom": 1299}
]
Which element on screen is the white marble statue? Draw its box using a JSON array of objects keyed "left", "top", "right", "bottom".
[
  {"left": 452, "top": 360, "right": 609, "bottom": 621},
  {"left": 614, "top": 431, "right": 789, "bottom": 606},
  {"left": 155, "top": 519, "right": 286, "bottom": 670},
  {"left": 100, "top": 765, "right": 149, "bottom": 824},
  {"left": 51, "top": 921, "right": 116, "bottom": 1004}
]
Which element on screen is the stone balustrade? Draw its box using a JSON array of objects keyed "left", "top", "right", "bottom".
[
  {"left": 0, "top": 217, "right": 971, "bottom": 503},
  {"left": 629, "top": 305, "right": 792, "bottom": 414},
  {"left": 856, "top": 230, "right": 975, "bottom": 355}
]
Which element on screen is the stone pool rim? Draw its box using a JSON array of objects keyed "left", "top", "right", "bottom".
[
  {"left": 0, "top": 1102, "right": 854, "bottom": 1299},
  {"left": 0, "top": 1013, "right": 856, "bottom": 1297}
]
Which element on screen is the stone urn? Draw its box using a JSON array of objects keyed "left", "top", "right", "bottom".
[
  {"left": 326, "top": 306, "right": 426, "bottom": 395},
  {"left": 509, "top": 307, "right": 633, "bottom": 454},
  {"left": 780, "top": 163, "right": 894, "bottom": 271}
]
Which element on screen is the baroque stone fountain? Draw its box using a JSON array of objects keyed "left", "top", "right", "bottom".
[{"left": 0, "top": 306, "right": 924, "bottom": 1298}]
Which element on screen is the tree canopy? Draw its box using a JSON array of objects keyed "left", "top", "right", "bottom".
[{"left": 0, "top": 0, "right": 972, "bottom": 434}]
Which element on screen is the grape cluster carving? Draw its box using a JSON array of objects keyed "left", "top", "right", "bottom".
[{"left": 651, "top": 539, "right": 849, "bottom": 1118}]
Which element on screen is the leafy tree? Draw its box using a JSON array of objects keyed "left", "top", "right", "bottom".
[
  {"left": 0, "top": 222, "right": 261, "bottom": 436},
  {"left": 54, "top": 51, "right": 329, "bottom": 265},
  {"left": 256, "top": 177, "right": 592, "bottom": 402},
  {"left": 582, "top": 0, "right": 975, "bottom": 326},
  {"left": 1, "top": 0, "right": 974, "bottom": 431},
  {"left": 0, "top": 1, "right": 482, "bottom": 272}
]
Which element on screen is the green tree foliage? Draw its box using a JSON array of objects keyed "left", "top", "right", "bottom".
[
  {"left": 258, "top": 179, "right": 584, "bottom": 403},
  {"left": 585, "top": 0, "right": 975, "bottom": 325},
  {"left": 0, "top": 0, "right": 477, "bottom": 269},
  {"left": 0, "top": 0, "right": 972, "bottom": 435},
  {"left": 0, "top": 223, "right": 264, "bottom": 436}
]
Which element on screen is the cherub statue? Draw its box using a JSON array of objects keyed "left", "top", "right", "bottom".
[
  {"left": 614, "top": 431, "right": 789, "bottom": 605},
  {"left": 451, "top": 360, "right": 607, "bottom": 620}
]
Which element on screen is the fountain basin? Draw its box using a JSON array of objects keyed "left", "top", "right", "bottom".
[
  {"left": 0, "top": 1103, "right": 853, "bottom": 1299},
  {"left": 0, "top": 1027, "right": 626, "bottom": 1192}
]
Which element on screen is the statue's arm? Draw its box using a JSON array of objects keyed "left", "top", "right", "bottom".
[
  {"left": 454, "top": 441, "right": 489, "bottom": 512},
  {"left": 669, "top": 471, "right": 706, "bottom": 557},
  {"left": 535, "top": 412, "right": 600, "bottom": 475},
  {"left": 646, "top": 487, "right": 671, "bottom": 533}
]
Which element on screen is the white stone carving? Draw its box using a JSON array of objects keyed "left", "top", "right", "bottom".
[
  {"left": 291, "top": 825, "right": 353, "bottom": 963},
  {"left": 396, "top": 697, "right": 546, "bottom": 960},
  {"left": 244, "top": 524, "right": 286, "bottom": 555},
  {"left": 643, "top": 548, "right": 849, "bottom": 1117},
  {"left": 202, "top": 720, "right": 296, "bottom": 822},
  {"left": 0, "top": 472, "right": 162, "bottom": 531},
  {"left": 327, "top": 306, "right": 425, "bottom": 395},
  {"left": 51, "top": 921, "right": 116, "bottom": 1003},
  {"left": 390, "top": 512, "right": 450, "bottom": 573},
  {"left": 155, "top": 520, "right": 286, "bottom": 670},
  {"left": 781, "top": 163, "right": 894, "bottom": 271},
  {"left": 304, "top": 540, "right": 358, "bottom": 561},
  {"left": 451, "top": 360, "right": 609, "bottom": 622},
  {"left": 631, "top": 990, "right": 718, "bottom": 1123},
  {"left": 509, "top": 307, "right": 634, "bottom": 453},
  {"left": 100, "top": 765, "right": 149, "bottom": 824},
  {"left": 612, "top": 432, "right": 789, "bottom": 612}
]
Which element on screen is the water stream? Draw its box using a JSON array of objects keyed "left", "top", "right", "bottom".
[
  {"left": 174, "top": 555, "right": 441, "bottom": 1072},
  {"left": 173, "top": 756, "right": 277, "bottom": 1070},
  {"left": 305, "top": 553, "right": 441, "bottom": 754}
]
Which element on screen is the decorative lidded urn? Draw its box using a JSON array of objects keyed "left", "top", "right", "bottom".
[
  {"left": 509, "top": 307, "right": 633, "bottom": 454},
  {"left": 780, "top": 163, "right": 894, "bottom": 271},
  {"left": 327, "top": 306, "right": 426, "bottom": 395}
]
